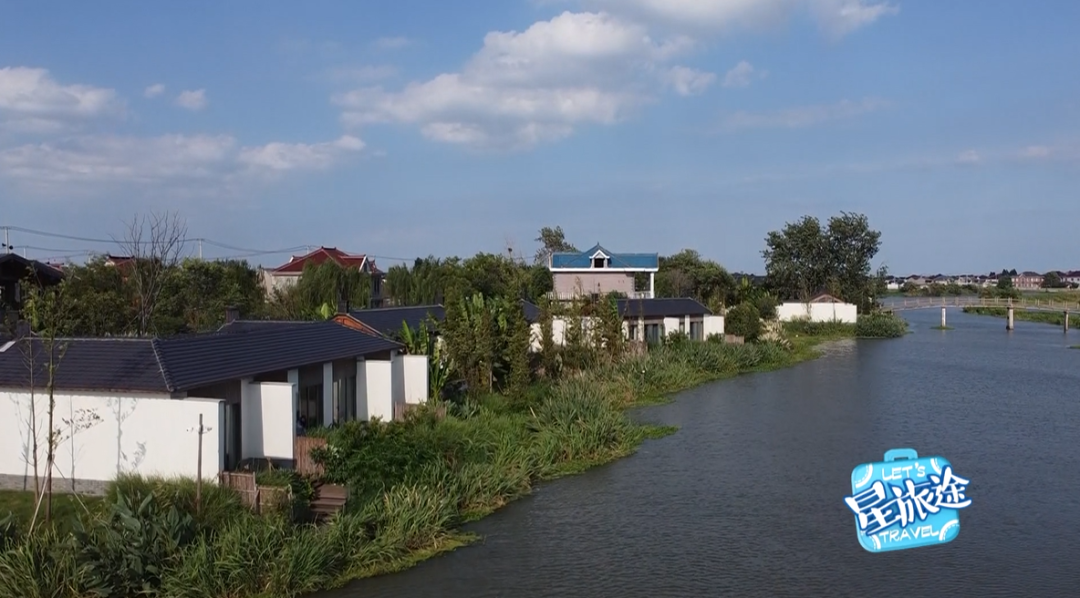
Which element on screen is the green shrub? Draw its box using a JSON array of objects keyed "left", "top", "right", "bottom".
[
  {"left": 726, "top": 303, "right": 762, "bottom": 340},
  {"left": 755, "top": 295, "right": 779, "bottom": 320},
  {"left": 855, "top": 312, "right": 908, "bottom": 338},
  {"left": 782, "top": 318, "right": 856, "bottom": 337}
]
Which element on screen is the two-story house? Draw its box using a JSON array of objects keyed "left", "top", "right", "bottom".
[
  {"left": 548, "top": 244, "right": 659, "bottom": 300},
  {"left": 261, "top": 247, "right": 384, "bottom": 307}
]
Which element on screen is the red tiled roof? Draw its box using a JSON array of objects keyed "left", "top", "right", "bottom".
[{"left": 269, "top": 247, "right": 372, "bottom": 274}]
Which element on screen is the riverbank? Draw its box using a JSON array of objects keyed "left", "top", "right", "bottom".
[
  {"left": 0, "top": 317, "right": 905, "bottom": 598},
  {"left": 962, "top": 306, "right": 1073, "bottom": 328}
]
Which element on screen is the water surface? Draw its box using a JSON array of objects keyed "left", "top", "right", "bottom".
[{"left": 327, "top": 309, "right": 1080, "bottom": 597}]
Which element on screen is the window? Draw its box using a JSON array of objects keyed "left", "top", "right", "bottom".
[
  {"left": 334, "top": 376, "right": 356, "bottom": 423},
  {"left": 690, "top": 321, "right": 703, "bottom": 341},
  {"left": 628, "top": 323, "right": 637, "bottom": 340},
  {"left": 299, "top": 384, "right": 322, "bottom": 427},
  {"left": 645, "top": 323, "right": 662, "bottom": 344},
  {"left": 592, "top": 256, "right": 607, "bottom": 268},
  {"left": 679, "top": 320, "right": 686, "bottom": 333}
]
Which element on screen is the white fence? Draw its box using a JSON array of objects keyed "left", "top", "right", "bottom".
[
  {"left": 777, "top": 302, "right": 858, "bottom": 324},
  {"left": 0, "top": 390, "right": 224, "bottom": 486}
]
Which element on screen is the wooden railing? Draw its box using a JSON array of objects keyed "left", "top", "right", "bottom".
[
  {"left": 219, "top": 471, "right": 291, "bottom": 513},
  {"left": 294, "top": 436, "right": 327, "bottom": 477},
  {"left": 884, "top": 296, "right": 1080, "bottom": 312}
]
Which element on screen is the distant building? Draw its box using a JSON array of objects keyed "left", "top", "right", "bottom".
[
  {"left": 547, "top": 244, "right": 659, "bottom": 300},
  {"left": 1013, "top": 271, "right": 1043, "bottom": 290},
  {"left": 261, "top": 247, "right": 384, "bottom": 307}
]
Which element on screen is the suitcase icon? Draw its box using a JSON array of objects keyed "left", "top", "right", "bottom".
[{"left": 845, "top": 448, "right": 970, "bottom": 553}]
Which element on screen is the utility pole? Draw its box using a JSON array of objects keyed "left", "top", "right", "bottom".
[
  {"left": 2, "top": 226, "right": 9, "bottom": 253},
  {"left": 189, "top": 414, "right": 212, "bottom": 514},
  {"left": 198, "top": 238, "right": 203, "bottom": 260}
]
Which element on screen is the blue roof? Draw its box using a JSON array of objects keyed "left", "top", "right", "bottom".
[{"left": 549, "top": 244, "right": 659, "bottom": 270}]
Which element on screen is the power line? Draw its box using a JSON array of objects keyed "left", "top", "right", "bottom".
[{"left": 1, "top": 225, "right": 315, "bottom": 259}]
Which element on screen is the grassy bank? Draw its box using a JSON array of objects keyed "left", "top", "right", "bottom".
[
  {"left": 0, "top": 316, "right": 905, "bottom": 598},
  {"left": 962, "top": 306, "right": 1073, "bottom": 328}
]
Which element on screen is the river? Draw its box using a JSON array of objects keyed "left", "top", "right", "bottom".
[{"left": 325, "top": 308, "right": 1080, "bottom": 597}]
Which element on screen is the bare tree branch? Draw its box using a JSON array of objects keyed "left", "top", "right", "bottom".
[{"left": 113, "top": 211, "right": 188, "bottom": 336}]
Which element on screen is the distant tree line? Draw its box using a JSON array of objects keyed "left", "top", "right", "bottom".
[{"left": 9, "top": 211, "right": 895, "bottom": 338}]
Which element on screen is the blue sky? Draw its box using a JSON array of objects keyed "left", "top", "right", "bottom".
[{"left": 1, "top": 0, "right": 1078, "bottom": 275}]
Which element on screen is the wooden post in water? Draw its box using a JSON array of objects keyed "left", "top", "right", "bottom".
[
  {"left": 1065, "top": 311, "right": 1069, "bottom": 333},
  {"left": 941, "top": 306, "right": 947, "bottom": 328},
  {"left": 1006, "top": 307, "right": 1015, "bottom": 331}
]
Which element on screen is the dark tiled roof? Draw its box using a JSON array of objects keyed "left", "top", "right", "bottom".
[
  {"left": 217, "top": 320, "right": 314, "bottom": 334},
  {"left": 0, "top": 321, "right": 402, "bottom": 394},
  {"left": 0, "top": 253, "right": 64, "bottom": 282},
  {"left": 155, "top": 321, "right": 401, "bottom": 391},
  {"left": 520, "top": 300, "right": 540, "bottom": 323},
  {"left": 617, "top": 298, "right": 711, "bottom": 318},
  {"left": 0, "top": 337, "right": 168, "bottom": 393},
  {"left": 348, "top": 305, "right": 445, "bottom": 337}
]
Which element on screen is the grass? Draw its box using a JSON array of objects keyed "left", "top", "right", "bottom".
[
  {"left": 0, "top": 322, "right": 902, "bottom": 598},
  {"left": 0, "top": 490, "right": 102, "bottom": 534},
  {"left": 963, "top": 306, "right": 1073, "bottom": 328}
]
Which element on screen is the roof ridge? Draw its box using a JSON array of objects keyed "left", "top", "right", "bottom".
[{"left": 150, "top": 338, "right": 176, "bottom": 393}]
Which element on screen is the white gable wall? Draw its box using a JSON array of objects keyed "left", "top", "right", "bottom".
[
  {"left": 0, "top": 389, "right": 224, "bottom": 492},
  {"left": 777, "top": 302, "right": 858, "bottom": 324},
  {"left": 240, "top": 381, "right": 294, "bottom": 462}
]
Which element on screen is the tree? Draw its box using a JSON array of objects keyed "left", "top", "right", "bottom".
[
  {"left": 22, "top": 277, "right": 70, "bottom": 527},
  {"left": 505, "top": 304, "right": 532, "bottom": 400},
  {"left": 114, "top": 212, "right": 188, "bottom": 336},
  {"left": 762, "top": 212, "right": 882, "bottom": 313},
  {"left": 997, "top": 275, "right": 1013, "bottom": 290},
  {"left": 536, "top": 296, "right": 558, "bottom": 377},
  {"left": 654, "top": 250, "right": 736, "bottom": 307},
  {"left": 534, "top": 226, "right": 577, "bottom": 265},
  {"left": 1042, "top": 271, "right": 1062, "bottom": 289},
  {"left": 268, "top": 260, "right": 371, "bottom": 320}
]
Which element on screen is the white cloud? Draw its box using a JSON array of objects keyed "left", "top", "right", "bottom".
[
  {"left": 1020, "top": 145, "right": 1051, "bottom": 158},
  {"left": 334, "top": 11, "right": 708, "bottom": 149},
  {"left": 238, "top": 135, "right": 365, "bottom": 171},
  {"left": 956, "top": 149, "right": 980, "bottom": 164},
  {"left": 589, "top": 0, "right": 898, "bottom": 38},
  {"left": 373, "top": 36, "right": 412, "bottom": 50},
  {"left": 144, "top": 83, "right": 165, "bottom": 98},
  {"left": 0, "top": 134, "right": 237, "bottom": 186},
  {"left": 0, "top": 133, "right": 366, "bottom": 192},
  {"left": 664, "top": 66, "right": 716, "bottom": 96},
  {"left": 720, "top": 97, "right": 888, "bottom": 130},
  {"left": 0, "top": 66, "right": 123, "bottom": 132},
  {"left": 722, "top": 60, "right": 764, "bottom": 88},
  {"left": 175, "top": 89, "right": 208, "bottom": 111}
]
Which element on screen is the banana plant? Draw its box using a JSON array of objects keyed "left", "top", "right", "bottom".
[{"left": 399, "top": 319, "right": 456, "bottom": 403}]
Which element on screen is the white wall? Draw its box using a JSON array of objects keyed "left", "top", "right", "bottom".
[
  {"left": 0, "top": 389, "right": 224, "bottom": 484},
  {"left": 777, "top": 302, "right": 858, "bottom": 324},
  {"left": 662, "top": 317, "right": 680, "bottom": 336},
  {"left": 529, "top": 316, "right": 576, "bottom": 351},
  {"left": 400, "top": 355, "right": 429, "bottom": 404},
  {"left": 704, "top": 315, "right": 725, "bottom": 337},
  {"left": 240, "top": 381, "right": 294, "bottom": 462},
  {"left": 364, "top": 360, "right": 394, "bottom": 422}
]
